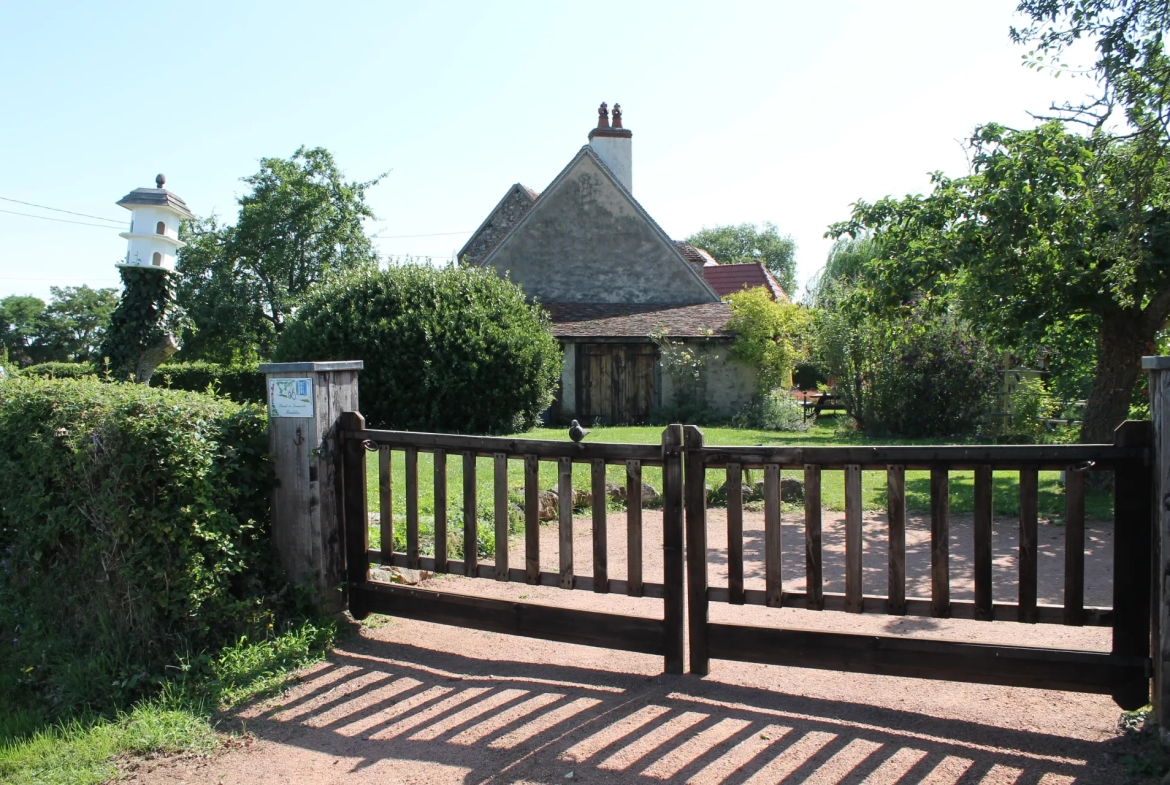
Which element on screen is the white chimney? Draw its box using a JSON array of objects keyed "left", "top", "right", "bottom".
[{"left": 588, "top": 102, "right": 632, "bottom": 192}]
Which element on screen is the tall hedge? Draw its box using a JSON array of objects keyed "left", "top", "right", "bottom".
[
  {"left": 18, "top": 361, "right": 266, "bottom": 405},
  {"left": 0, "top": 378, "right": 282, "bottom": 714},
  {"left": 274, "top": 266, "right": 562, "bottom": 433},
  {"left": 153, "top": 361, "right": 266, "bottom": 405}
]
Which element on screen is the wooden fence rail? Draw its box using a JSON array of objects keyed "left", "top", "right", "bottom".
[
  {"left": 336, "top": 412, "right": 1153, "bottom": 710},
  {"left": 684, "top": 422, "right": 1153, "bottom": 708},
  {"left": 340, "top": 415, "right": 686, "bottom": 673}
]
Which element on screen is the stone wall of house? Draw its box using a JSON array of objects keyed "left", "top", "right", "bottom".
[
  {"left": 482, "top": 153, "right": 716, "bottom": 304},
  {"left": 659, "top": 341, "right": 757, "bottom": 417}
]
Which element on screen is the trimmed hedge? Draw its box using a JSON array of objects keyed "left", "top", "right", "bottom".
[
  {"left": 152, "top": 362, "right": 266, "bottom": 405},
  {"left": 0, "top": 378, "right": 283, "bottom": 715},
  {"left": 18, "top": 362, "right": 98, "bottom": 380},
  {"left": 274, "top": 265, "right": 562, "bottom": 433},
  {"left": 17, "top": 361, "right": 265, "bottom": 405}
]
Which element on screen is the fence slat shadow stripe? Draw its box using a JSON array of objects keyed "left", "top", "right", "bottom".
[
  {"left": 233, "top": 643, "right": 1103, "bottom": 782},
  {"left": 341, "top": 414, "right": 1153, "bottom": 714}
]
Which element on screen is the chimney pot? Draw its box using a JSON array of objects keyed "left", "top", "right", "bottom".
[
  {"left": 587, "top": 101, "right": 632, "bottom": 192},
  {"left": 597, "top": 102, "right": 609, "bottom": 129}
]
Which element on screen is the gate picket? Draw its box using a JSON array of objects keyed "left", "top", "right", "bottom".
[
  {"left": 626, "top": 459, "right": 643, "bottom": 597},
  {"left": 338, "top": 414, "right": 1152, "bottom": 707},
  {"left": 726, "top": 462, "right": 744, "bottom": 605}
]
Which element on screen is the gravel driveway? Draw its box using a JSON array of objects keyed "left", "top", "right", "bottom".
[{"left": 124, "top": 509, "right": 1134, "bottom": 784}]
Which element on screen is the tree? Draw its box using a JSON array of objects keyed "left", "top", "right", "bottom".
[
  {"left": 177, "top": 147, "right": 381, "bottom": 361},
  {"left": 1013, "top": 0, "right": 1170, "bottom": 145},
  {"left": 274, "top": 265, "right": 562, "bottom": 434},
  {"left": 33, "top": 285, "right": 118, "bottom": 363},
  {"left": 831, "top": 121, "right": 1170, "bottom": 442},
  {"left": 686, "top": 222, "right": 797, "bottom": 296},
  {"left": 806, "top": 235, "right": 883, "bottom": 308},
  {"left": 0, "top": 296, "right": 45, "bottom": 366}
]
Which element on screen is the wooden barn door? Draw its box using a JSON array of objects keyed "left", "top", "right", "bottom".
[{"left": 580, "top": 344, "right": 657, "bottom": 425}]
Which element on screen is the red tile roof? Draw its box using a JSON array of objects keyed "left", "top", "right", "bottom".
[
  {"left": 542, "top": 302, "right": 734, "bottom": 339},
  {"left": 701, "top": 262, "right": 788, "bottom": 301}
]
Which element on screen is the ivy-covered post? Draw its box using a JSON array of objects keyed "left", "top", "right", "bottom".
[
  {"left": 102, "top": 175, "right": 194, "bottom": 383},
  {"left": 259, "top": 361, "right": 362, "bottom": 613},
  {"left": 101, "top": 266, "right": 187, "bottom": 382}
]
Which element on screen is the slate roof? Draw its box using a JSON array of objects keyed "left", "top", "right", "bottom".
[
  {"left": 479, "top": 145, "right": 720, "bottom": 303},
  {"left": 116, "top": 188, "right": 195, "bottom": 219},
  {"left": 542, "top": 302, "right": 733, "bottom": 339},
  {"left": 457, "top": 183, "right": 539, "bottom": 265},
  {"left": 674, "top": 242, "right": 717, "bottom": 268},
  {"left": 701, "top": 262, "right": 788, "bottom": 301}
]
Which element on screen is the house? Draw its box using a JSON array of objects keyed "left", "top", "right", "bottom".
[
  {"left": 701, "top": 261, "right": 788, "bottom": 301},
  {"left": 461, "top": 103, "right": 758, "bottom": 425}
]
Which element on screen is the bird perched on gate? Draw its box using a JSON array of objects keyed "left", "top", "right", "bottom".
[{"left": 569, "top": 419, "right": 590, "bottom": 442}]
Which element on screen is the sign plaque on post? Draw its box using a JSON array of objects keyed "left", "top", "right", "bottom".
[{"left": 268, "top": 377, "right": 315, "bottom": 418}]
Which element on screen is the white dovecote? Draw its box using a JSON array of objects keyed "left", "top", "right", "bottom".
[
  {"left": 116, "top": 174, "right": 195, "bottom": 271},
  {"left": 588, "top": 102, "right": 633, "bottom": 192}
]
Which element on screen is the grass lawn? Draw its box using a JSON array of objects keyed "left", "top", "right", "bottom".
[
  {"left": 366, "top": 417, "right": 1112, "bottom": 556},
  {"left": 0, "top": 620, "right": 335, "bottom": 785}
]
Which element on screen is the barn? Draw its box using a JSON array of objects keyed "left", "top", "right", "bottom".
[{"left": 461, "top": 103, "right": 762, "bottom": 425}]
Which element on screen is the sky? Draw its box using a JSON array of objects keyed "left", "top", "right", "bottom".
[{"left": 0, "top": 1, "right": 1102, "bottom": 303}]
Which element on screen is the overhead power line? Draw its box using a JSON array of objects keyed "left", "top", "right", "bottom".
[
  {"left": 0, "top": 208, "right": 125, "bottom": 229},
  {"left": 372, "top": 229, "right": 472, "bottom": 239},
  {"left": 0, "top": 196, "right": 125, "bottom": 224}
]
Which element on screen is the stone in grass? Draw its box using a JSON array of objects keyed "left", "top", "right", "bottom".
[
  {"left": 707, "top": 482, "right": 753, "bottom": 508},
  {"left": 750, "top": 478, "right": 805, "bottom": 503},
  {"left": 537, "top": 490, "right": 559, "bottom": 521},
  {"left": 640, "top": 483, "right": 663, "bottom": 508},
  {"left": 371, "top": 566, "right": 432, "bottom": 585},
  {"left": 605, "top": 482, "right": 626, "bottom": 504}
]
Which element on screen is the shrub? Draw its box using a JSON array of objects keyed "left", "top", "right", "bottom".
[
  {"left": 153, "top": 361, "right": 265, "bottom": 405},
  {"left": 816, "top": 302, "right": 997, "bottom": 438},
  {"left": 732, "top": 391, "right": 810, "bottom": 431},
  {"left": 0, "top": 378, "right": 284, "bottom": 717},
  {"left": 19, "top": 361, "right": 97, "bottom": 380},
  {"left": 725, "top": 288, "right": 811, "bottom": 393},
  {"left": 650, "top": 329, "right": 715, "bottom": 424},
  {"left": 274, "top": 265, "right": 562, "bottom": 433}
]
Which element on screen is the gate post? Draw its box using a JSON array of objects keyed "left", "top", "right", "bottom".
[
  {"left": 1145, "top": 356, "right": 1170, "bottom": 732},
  {"left": 259, "top": 360, "right": 363, "bottom": 613}
]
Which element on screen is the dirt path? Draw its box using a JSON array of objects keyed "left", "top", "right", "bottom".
[{"left": 125, "top": 510, "right": 1133, "bottom": 784}]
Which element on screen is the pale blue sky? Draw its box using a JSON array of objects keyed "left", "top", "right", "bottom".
[{"left": 0, "top": 1, "right": 1099, "bottom": 302}]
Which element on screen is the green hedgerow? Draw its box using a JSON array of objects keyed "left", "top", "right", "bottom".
[
  {"left": 274, "top": 265, "right": 562, "bottom": 434},
  {"left": 0, "top": 377, "right": 285, "bottom": 718},
  {"left": 152, "top": 361, "right": 265, "bottom": 405}
]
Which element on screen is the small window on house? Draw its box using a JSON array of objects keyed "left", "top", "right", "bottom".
[
  {"left": 152, "top": 252, "right": 162, "bottom": 266},
  {"left": 156, "top": 221, "right": 166, "bottom": 235}
]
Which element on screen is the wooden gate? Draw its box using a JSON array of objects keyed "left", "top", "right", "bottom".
[
  {"left": 339, "top": 413, "right": 686, "bottom": 672},
  {"left": 579, "top": 343, "right": 656, "bottom": 425},
  {"left": 336, "top": 413, "right": 1154, "bottom": 708},
  {"left": 682, "top": 423, "right": 1153, "bottom": 709}
]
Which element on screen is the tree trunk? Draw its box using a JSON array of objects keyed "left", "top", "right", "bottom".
[{"left": 1080, "top": 309, "right": 1153, "bottom": 443}]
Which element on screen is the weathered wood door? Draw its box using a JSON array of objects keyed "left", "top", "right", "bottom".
[{"left": 579, "top": 344, "right": 657, "bottom": 425}]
